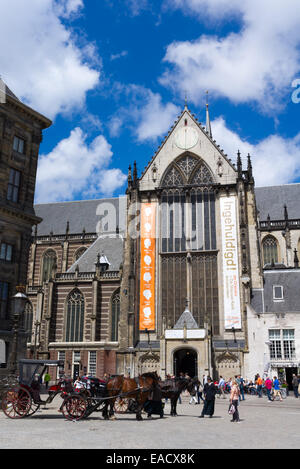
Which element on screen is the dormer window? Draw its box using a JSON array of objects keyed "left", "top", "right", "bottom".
[
  {"left": 273, "top": 285, "right": 284, "bottom": 301},
  {"left": 13, "top": 136, "right": 25, "bottom": 154}
]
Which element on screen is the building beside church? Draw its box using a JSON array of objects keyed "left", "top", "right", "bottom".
[
  {"left": 0, "top": 80, "right": 51, "bottom": 369},
  {"left": 23, "top": 104, "right": 300, "bottom": 387}
]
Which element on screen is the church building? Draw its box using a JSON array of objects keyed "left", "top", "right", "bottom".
[{"left": 24, "top": 104, "right": 300, "bottom": 387}]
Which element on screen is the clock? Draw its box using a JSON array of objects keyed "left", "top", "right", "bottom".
[{"left": 174, "top": 126, "right": 199, "bottom": 150}]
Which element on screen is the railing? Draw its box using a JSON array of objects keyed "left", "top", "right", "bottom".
[
  {"left": 56, "top": 272, "right": 95, "bottom": 281},
  {"left": 260, "top": 219, "right": 300, "bottom": 231},
  {"left": 55, "top": 270, "right": 120, "bottom": 281}
]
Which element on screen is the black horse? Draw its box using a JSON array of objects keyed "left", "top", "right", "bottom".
[{"left": 159, "top": 377, "right": 199, "bottom": 416}]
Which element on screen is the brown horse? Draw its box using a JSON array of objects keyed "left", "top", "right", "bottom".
[
  {"left": 159, "top": 377, "right": 199, "bottom": 416},
  {"left": 102, "top": 375, "right": 124, "bottom": 420},
  {"left": 103, "top": 372, "right": 159, "bottom": 421}
]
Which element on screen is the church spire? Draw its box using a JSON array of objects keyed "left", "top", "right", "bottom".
[{"left": 205, "top": 91, "right": 212, "bottom": 138}]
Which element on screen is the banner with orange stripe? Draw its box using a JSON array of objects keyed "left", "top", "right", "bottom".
[{"left": 139, "top": 203, "right": 156, "bottom": 331}]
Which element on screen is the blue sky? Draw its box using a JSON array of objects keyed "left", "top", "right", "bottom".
[{"left": 1, "top": 0, "right": 300, "bottom": 203}]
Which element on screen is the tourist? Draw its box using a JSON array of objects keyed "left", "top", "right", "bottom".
[
  {"left": 199, "top": 377, "right": 217, "bottom": 419},
  {"left": 273, "top": 376, "right": 283, "bottom": 401},
  {"left": 44, "top": 369, "right": 51, "bottom": 390},
  {"left": 292, "top": 374, "right": 299, "bottom": 398},
  {"left": 229, "top": 379, "right": 241, "bottom": 422},
  {"left": 74, "top": 376, "right": 84, "bottom": 392},
  {"left": 197, "top": 381, "right": 205, "bottom": 403},
  {"left": 218, "top": 376, "right": 226, "bottom": 399},
  {"left": 238, "top": 375, "right": 245, "bottom": 401},
  {"left": 256, "top": 374, "right": 263, "bottom": 398},
  {"left": 264, "top": 376, "right": 273, "bottom": 402}
]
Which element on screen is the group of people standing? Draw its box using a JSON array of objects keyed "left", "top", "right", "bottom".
[{"left": 198, "top": 377, "right": 241, "bottom": 422}]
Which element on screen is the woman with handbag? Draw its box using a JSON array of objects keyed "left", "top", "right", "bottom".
[{"left": 229, "top": 379, "right": 241, "bottom": 422}]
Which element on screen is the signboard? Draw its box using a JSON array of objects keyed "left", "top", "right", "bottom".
[
  {"left": 220, "top": 196, "right": 242, "bottom": 329},
  {"left": 139, "top": 203, "right": 156, "bottom": 330}
]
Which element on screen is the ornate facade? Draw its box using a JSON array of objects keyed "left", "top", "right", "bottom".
[
  {"left": 23, "top": 105, "right": 300, "bottom": 386},
  {"left": 0, "top": 82, "right": 51, "bottom": 369}
]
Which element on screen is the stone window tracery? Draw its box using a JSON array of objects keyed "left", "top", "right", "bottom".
[
  {"left": 42, "top": 249, "right": 57, "bottom": 283},
  {"left": 262, "top": 235, "right": 278, "bottom": 266},
  {"left": 65, "top": 289, "right": 84, "bottom": 342}
]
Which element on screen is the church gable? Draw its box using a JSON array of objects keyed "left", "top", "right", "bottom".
[{"left": 139, "top": 106, "right": 237, "bottom": 192}]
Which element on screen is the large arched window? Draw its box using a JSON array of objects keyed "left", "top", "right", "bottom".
[
  {"left": 65, "top": 289, "right": 84, "bottom": 342},
  {"left": 262, "top": 235, "right": 278, "bottom": 266},
  {"left": 42, "top": 249, "right": 57, "bottom": 283},
  {"left": 159, "top": 154, "right": 219, "bottom": 334},
  {"left": 111, "top": 290, "right": 120, "bottom": 342}
]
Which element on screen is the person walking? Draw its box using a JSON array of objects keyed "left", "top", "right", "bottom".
[
  {"left": 197, "top": 381, "right": 205, "bottom": 403},
  {"left": 238, "top": 375, "right": 245, "bottom": 401},
  {"left": 273, "top": 376, "right": 283, "bottom": 401},
  {"left": 292, "top": 374, "right": 299, "bottom": 398},
  {"left": 44, "top": 370, "right": 51, "bottom": 390},
  {"left": 229, "top": 379, "right": 241, "bottom": 422},
  {"left": 199, "top": 377, "right": 217, "bottom": 419},
  {"left": 189, "top": 381, "right": 198, "bottom": 404},
  {"left": 256, "top": 374, "right": 263, "bottom": 398},
  {"left": 264, "top": 376, "right": 273, "bottom": 402},
  {"left": 218, "top": 376, "right": 226, "bottom": 399}
]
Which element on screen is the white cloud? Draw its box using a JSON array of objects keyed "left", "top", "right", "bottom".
[
  {"left": 110, "top": 85, "right": 180, "bottom": 142},
  {"left": 0, "top": 0, "right": 100, "bottom": 119},
  {"left": 110, "top": 51, "right": 128, "bottom": 61},
  {"left": 212, "top": 117, "right": 300, "bottom": 186},
  {"left": 35, "top": 128, "right": 127, "bottom": 203},
  {"left": 161, "top": 0, "right": 300, "bottom": 112},
  {"left": 125, "top": 0, "right": 150, "bottom": 16}
]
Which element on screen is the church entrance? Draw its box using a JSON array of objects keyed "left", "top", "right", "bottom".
[{"left": 173, "top": 348, "right": 197, "bottom": 378}]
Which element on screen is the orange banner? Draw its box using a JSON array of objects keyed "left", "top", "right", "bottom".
[{"left": 139, "top": 203, "right": 156, "bottom": 331}]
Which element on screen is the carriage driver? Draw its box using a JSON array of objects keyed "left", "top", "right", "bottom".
[{"left": 31, "top": 374, "right": 45, "bottom": 404}]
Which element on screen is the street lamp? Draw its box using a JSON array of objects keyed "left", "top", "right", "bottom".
[{"left": 9, "top": 289, "right": 28, "bottom": 374}]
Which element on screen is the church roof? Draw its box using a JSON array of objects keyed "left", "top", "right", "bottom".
[
  {"left": 255, "top": 183, "right": 300, "bottom": 221},
  {"left": 0, "top": 78, "right": 19, "bottom": 101},
  {"left": 34, "top": 196, "right": 127, "bottom": 236},
  {"left": 173, "top": 303, "right": 199, "bottom": 329},
  {"left": 251, "top": 269, "right": 300, "bottom": 314},
  {"left": 68, "top": 235, "right": 124, "bottom": 273},
  {"left": 139, "top": 105, "right": 236, "bottom": 180}
]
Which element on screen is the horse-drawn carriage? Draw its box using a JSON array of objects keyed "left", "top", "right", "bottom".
[
  {"left": 1, "top": 359, "right": 198, "bottom": 421},
  {"left": 1, "top": 359, "right": 71, "bottom": 419}
]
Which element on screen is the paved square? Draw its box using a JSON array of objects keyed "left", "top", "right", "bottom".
[{"left": 1, "top": 394, "right": 300, "bottom": 449}]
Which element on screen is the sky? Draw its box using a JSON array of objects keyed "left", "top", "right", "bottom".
[{"left": 1, "top": 0, "right": 300, "bottom": 204}]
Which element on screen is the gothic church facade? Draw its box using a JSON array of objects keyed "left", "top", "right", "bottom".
[{"left": 24, "top": 105, "right": 300, "bottom": 385}]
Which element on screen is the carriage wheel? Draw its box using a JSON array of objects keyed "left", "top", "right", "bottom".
[
  {"left": 1, "top": 387, "right": 32, "bottom": 419},
  {"left": 114, "top": 397, "right": 129, "bottom": 414},
  {"left": 26, "top": 401, "right": 40, "bottom": 417},
  {"left": 61, "top": 394, "right": 87, "bottom": 421}
]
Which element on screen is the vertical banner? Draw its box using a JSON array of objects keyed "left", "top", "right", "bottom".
[
  {"left": 139, "top": 203, "right": 156, "bottom": 331},
  {"left": 220, "top": 196, "right": 242, "bottom": 329}
]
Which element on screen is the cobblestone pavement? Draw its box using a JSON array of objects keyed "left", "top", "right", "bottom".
[{"left": 1, "top": 393, "right": 300, "bottom": 449}]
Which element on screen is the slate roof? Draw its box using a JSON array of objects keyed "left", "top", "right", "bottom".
[
  {"left": 173, "top": 305, "right": 199, "bottom": 329},
  {"left": 34, "top": 196, "right": 127, "bottom": 236},
  {"left": 0, "top": 79, "right": 19, "bottom": 101},
  {"left": 255, "top": 184, "right": 300, "bottom": 221},
  {"left": 251, "top": 269, "right": 300, "bottom": 314},
  {"left": 68, "top": 235, "right": 124, "bottom": 273}
]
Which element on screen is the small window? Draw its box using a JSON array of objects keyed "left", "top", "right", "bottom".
[
  {"left": 89, "top": 351, "right": 97, "bottom": 376},
  {"left": 7, "top": 168, "right": 21, "bottom": 203},
  {"left": 0, "top": 243, "right": 13, "bottom": 262},
  {"left": 273, "top": 285, "right": 284, "bottom": 300},
  {"left": 13, "top": 136, "right": 25, "bottom": 154},
  {"left": 0, "top": 282, "right": 9, "bottom": 319}
]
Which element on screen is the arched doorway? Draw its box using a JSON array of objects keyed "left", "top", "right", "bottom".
[{"left": 173, "top": 348, "right": 197, "bottom": 378}]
